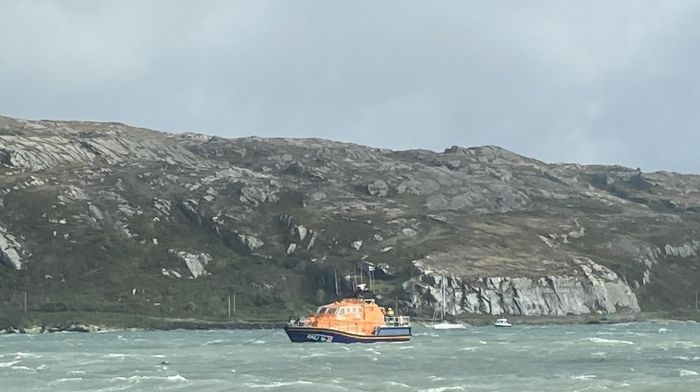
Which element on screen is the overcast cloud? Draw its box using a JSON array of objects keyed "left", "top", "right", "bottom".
[{"left": 1, "top": 1, "right": 699, "bottom": 173}]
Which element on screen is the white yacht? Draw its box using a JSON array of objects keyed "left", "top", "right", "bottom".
[
  {"left": 493, "top": 318, "right": 512, "bottom": 327},
  {"left": 425, "top": 276, "right": 466, "bottom": 330}
]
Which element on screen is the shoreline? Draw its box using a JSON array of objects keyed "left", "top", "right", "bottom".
[{"left": 2, "top": 310, "right": 699, "bottom": 334}]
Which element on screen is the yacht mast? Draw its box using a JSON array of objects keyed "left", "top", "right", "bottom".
[{"left": 441, "top": 275, "right": 446, "bottom": 321}]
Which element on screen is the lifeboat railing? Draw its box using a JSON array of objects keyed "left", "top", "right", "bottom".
[{"left": 384, "top": 316, "right": 411, "bottom": 327}]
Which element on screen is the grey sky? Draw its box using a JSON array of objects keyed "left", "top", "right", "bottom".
[{"left": 1, "top": 1, "right": 699, "bottom": 173}]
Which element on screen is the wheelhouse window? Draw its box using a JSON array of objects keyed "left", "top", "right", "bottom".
[{"left": 316, "top": 306, "right": 337, "bottom": 315}]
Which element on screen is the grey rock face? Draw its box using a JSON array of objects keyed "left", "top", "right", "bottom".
[
  {"left": 167, "top": 249, "right": 212, "bottom": 279},
  {"left": 404, "top": 257, "right": 640, "bottom": 316},
  {"left": 664, "top": 242, "right": 699, "bottom": 258},
  {"left": 0, "top": 226, "right": 24, "bottom": 270},
  {"left": 237, "top": 233, "right": 264, "bottom": 252},
  {"left": 240, "top": 185, "right": 279, "bottom": 206},
  {"left": 366, "top": 180, "right": 389, "bottom": 197},
  {"left": 279, "top": 214, "right": 316, "bottom": 250},
  {"left": 351, "top": 240, "right": 363, "bottom": 250},
  {"left": 88, "top": 204, "right": 104, "bottom": 221}
]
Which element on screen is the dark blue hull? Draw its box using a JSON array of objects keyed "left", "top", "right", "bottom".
[{"left": 284, "top": 325, "right": 411, "bottom": 343}]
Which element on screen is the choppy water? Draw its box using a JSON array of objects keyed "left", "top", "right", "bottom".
[{"left": 1, "top": 321, "right": 700, "bottom": 391}]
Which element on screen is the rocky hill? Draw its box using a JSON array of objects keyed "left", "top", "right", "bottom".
[{"left": 1, "top": 115, "right": 699, "bottom": 326}]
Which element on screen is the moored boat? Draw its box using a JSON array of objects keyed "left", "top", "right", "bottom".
[
  {"left": 284, "top": 294, "right": 411, "bottom": 343},
  {"left": 427, "top": 321, "right": 466, "bottom": 330},
  {"left": 493, "top": 318, "right": 512, "bottom": 327},
  {"left": 425, "top": 275, "right": 466, "bottom": 330}
]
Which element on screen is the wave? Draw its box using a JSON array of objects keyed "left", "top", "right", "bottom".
[
  {"left": 167, "top": 375, "right": 188, "bottom": 382},
  {"left": 680, "top": 369, "right": 698, "bottom": 377},
  {"left": 202, "top": 339, "right": 227, "bottom": 346},
  {"left": 0, "top": 360, "right": 20, "bottom": 368},
  {"left": 299, "top": 353, "right": 328, "bottom": 359},
  {"left": 244, "top": 380, "right": 314, "bottom": 388},
  {"left": 104, "top": 353, "right": 130, "bottom": 359},
  {"left": 48, "top": 377, "right": 83, "bottom": 386},
  {"left": 584, "top": 337, "right": 634, "bottom": 345},
  {"left": 673, "top": 341, "right": 700, "bottom": 349},
  {"left": 418, "top": 386, "right": 465, "bottom": 392},
  {"left": 14, "top": 352, "right": 41, "bottom": 359},
  {"left": 570, "top": 374, "right": 597, "bottom": 380},
  {"left": 383, "top": 381, "right": 412, "bottom": 389},
  {"left": 109, "top": 374, "right": 188, "bottom": 384}
]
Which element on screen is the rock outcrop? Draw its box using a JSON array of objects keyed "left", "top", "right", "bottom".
[
  {"left": 166, "top": 249, "right": 212, "bottom": 279},
  {"left": 404, "top": 258, "right": 639, "bottom": 317},
  {"left": 0, "top": 226, "right": 25, "bottom": 270}
]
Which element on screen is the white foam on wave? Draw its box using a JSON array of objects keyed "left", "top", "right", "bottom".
[
  {"left": 167, "top": 375, "right": 188, "bottom": 382},
  {"left": 570, "top": 374, "right": 597, "bottom": 380},
  {"left": 202, "top": 339, "right": 227, "bottom": 346},
  {"left": 15, "top": 352, "right": 42, "bottom": 359},
  {"left": 680, "top": 369, "right": 699, "bottom": 377},
  {"left": 11, "top": 365, "right": 33, "bottom": 371},
  {"left": 399, "top": 345, "right": 414, "bottom": 350},
  {"left": 459, "top": 347, "right": 479, "bottom": 352},
  {"left": 673, "top": 341, "right": 700, "bottom": 349},
  {"left": 418, "top": 386, "right": 465, "bottom": 392},
  {"left": 110, "top": 374, "right": 188, "bottom": 384},
  {"left": 383, "top": 381, "right": 412, "bottom": 389},
  {"left": 48, "top": 377, "right": 83, "bottom": 386},
  {"left": 300, "top": 353, "right": 328, "bottom": 359},
  {"left": 104, "top": 353, "right": 129, "bottom": 358},
  {"left": 244, "top": 380, "right": 314, "bottom": 388},
  {"left": 0, "top": 360, "right": 20, "bottom": 368},
  {"left": 584, "top": 337, "right": 634, "bottom": 346}
]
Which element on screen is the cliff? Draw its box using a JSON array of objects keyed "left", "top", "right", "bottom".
[{"left": 1, "top": 115, "right": 699, "bottom": 325}]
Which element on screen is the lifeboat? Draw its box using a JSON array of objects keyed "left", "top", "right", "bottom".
[{"left": 284, "top": 295, "right": 411, "bottom": 343}]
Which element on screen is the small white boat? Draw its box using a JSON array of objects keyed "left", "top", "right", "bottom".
[{"left": 493, "top": 318, "right": 512, "bottom": 327}]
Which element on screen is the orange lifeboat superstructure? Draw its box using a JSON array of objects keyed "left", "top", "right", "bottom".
[{"left": 285, "top": 297, "right": 411, "bottom": 343}]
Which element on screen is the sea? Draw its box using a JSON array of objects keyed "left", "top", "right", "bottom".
[{"left": 1, "top": 321, "right": 700, "bottom": 391}]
